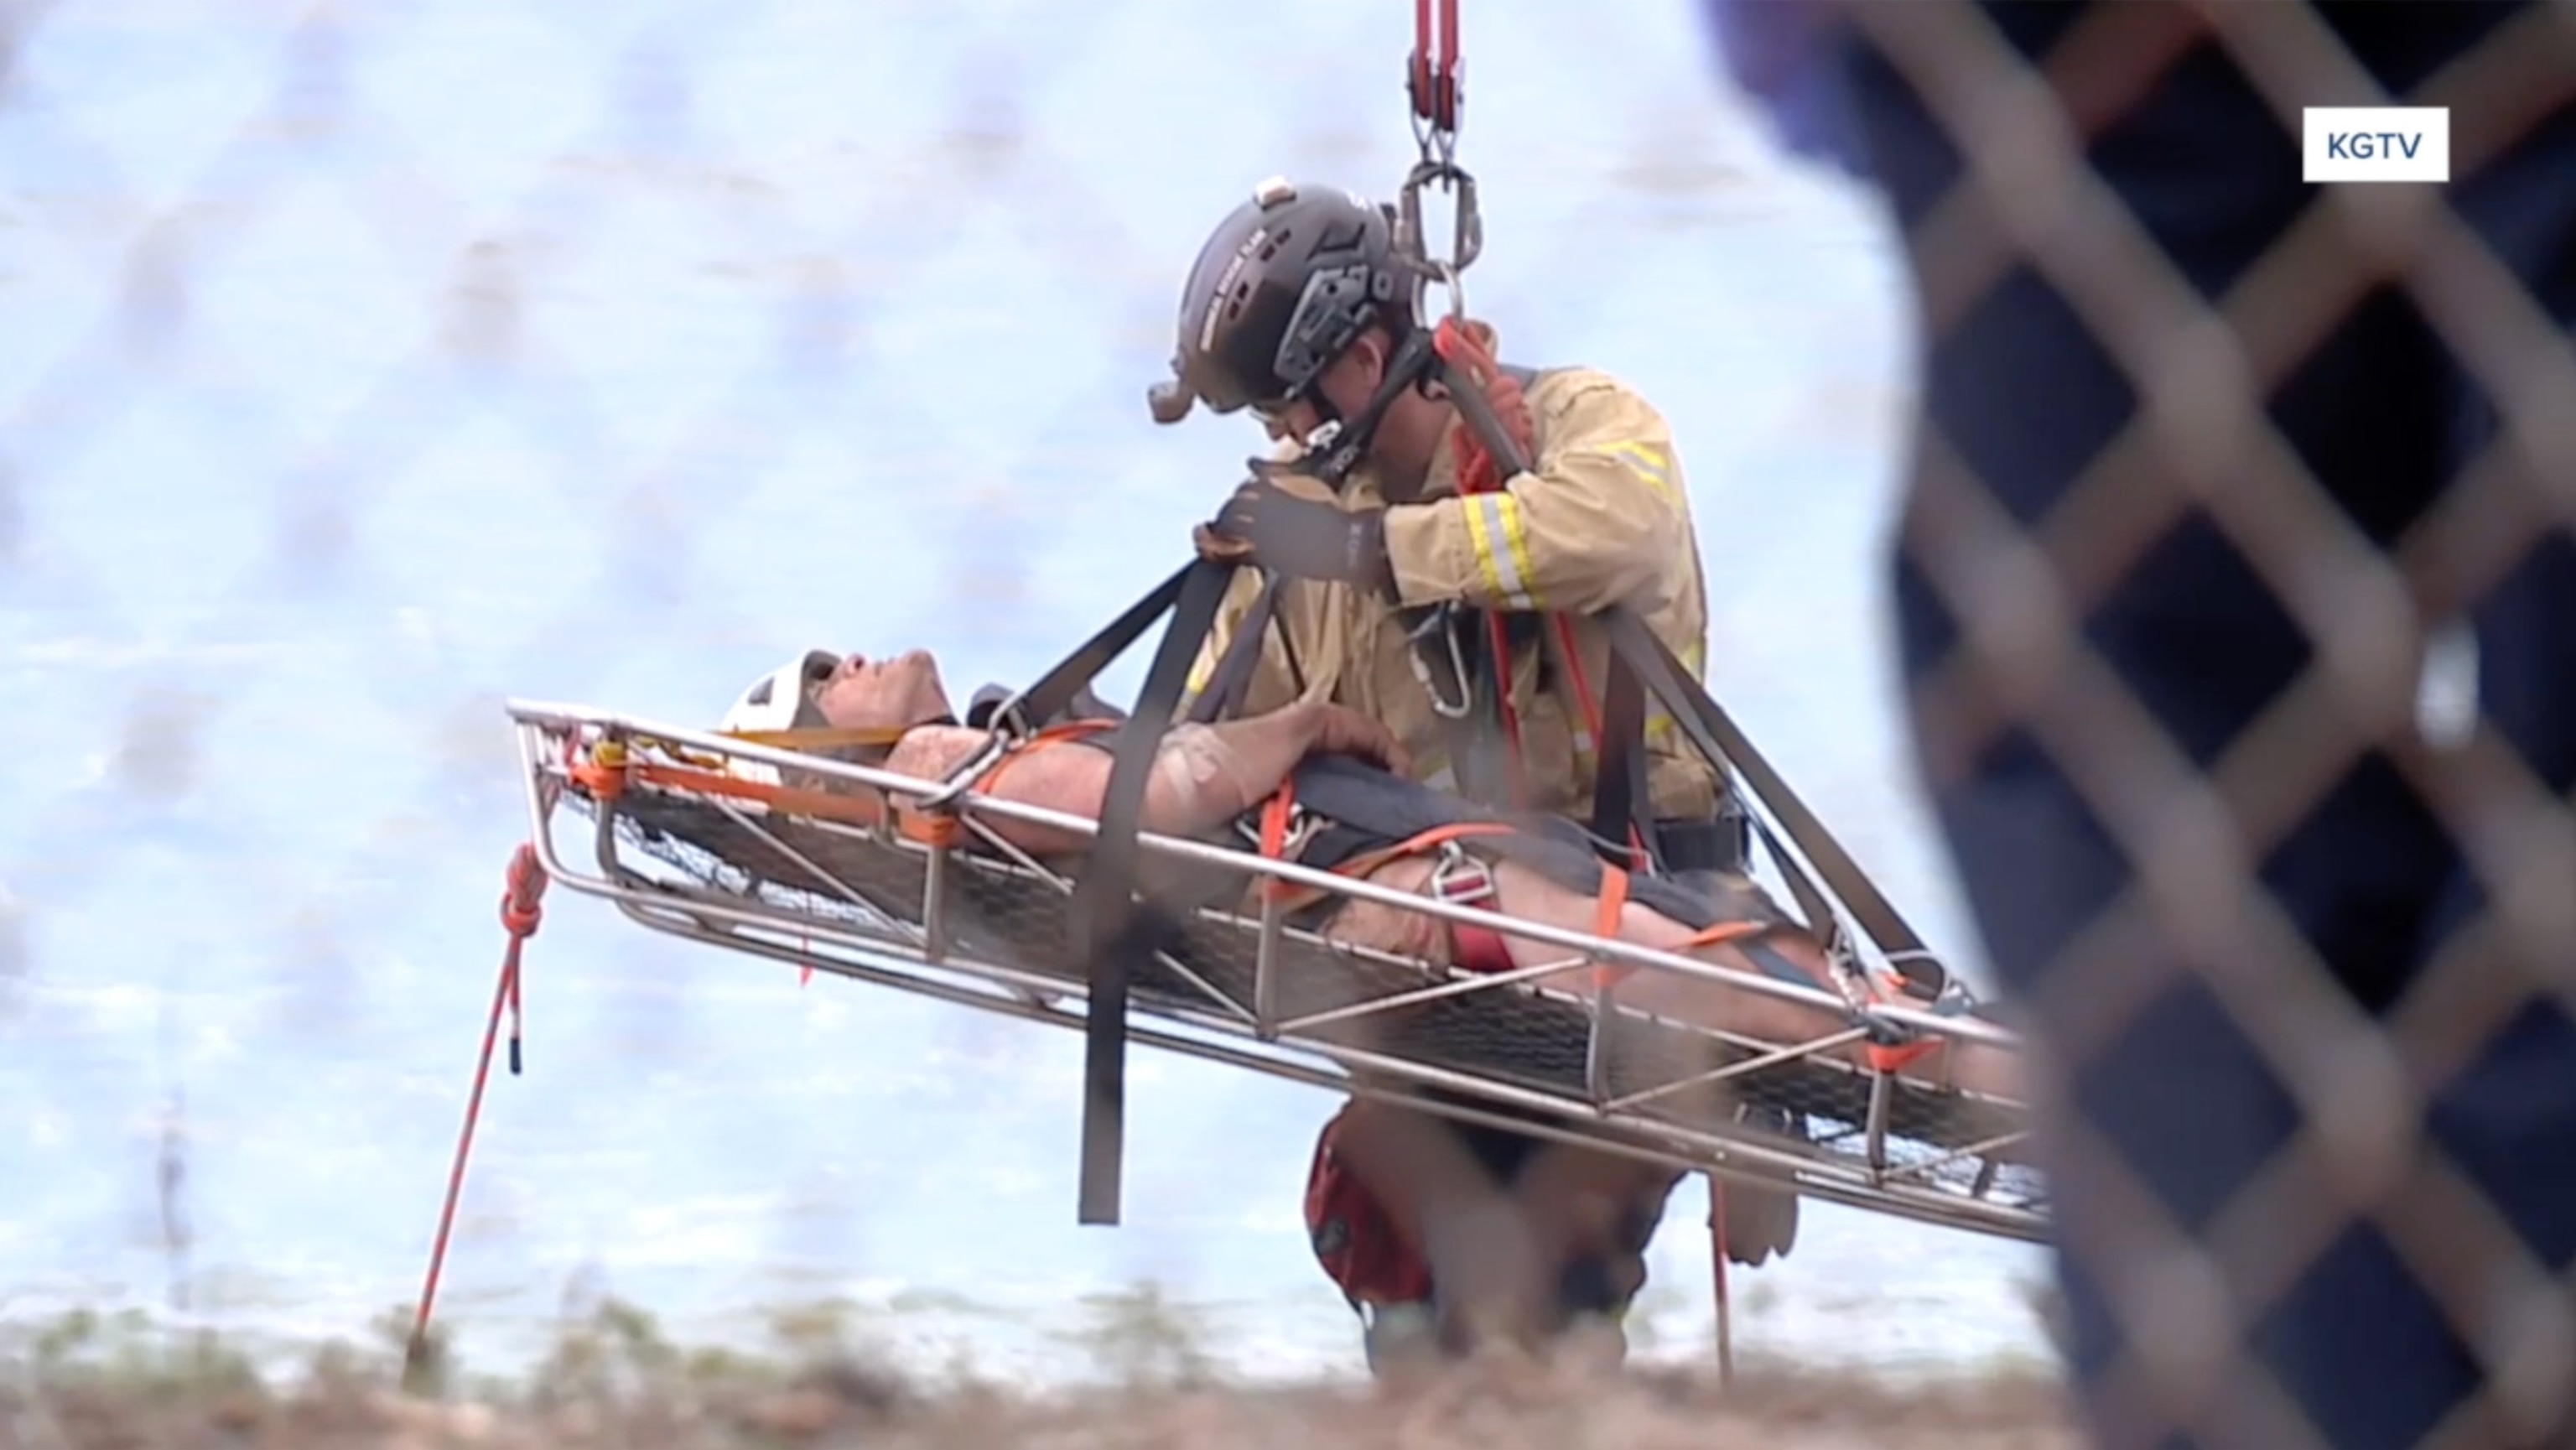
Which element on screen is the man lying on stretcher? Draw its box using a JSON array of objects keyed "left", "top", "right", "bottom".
[{"left": 724, "top": 647, "right": 2022, "bottom": 1359}]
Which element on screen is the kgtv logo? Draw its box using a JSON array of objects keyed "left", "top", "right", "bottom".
[{"left": 2304, "top": 107, "right": 2451, "bottom": 182}]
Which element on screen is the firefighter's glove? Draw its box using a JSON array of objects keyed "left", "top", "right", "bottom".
[{"left": 1198, "top": 475, "right": 1394, "bottom": 594}]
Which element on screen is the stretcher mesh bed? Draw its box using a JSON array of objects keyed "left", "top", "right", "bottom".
[{"left": 507, "top": 701, "right": 2049, "bottom": 1245}]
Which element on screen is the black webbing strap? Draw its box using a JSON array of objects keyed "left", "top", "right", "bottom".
[
  {"left": 1183, "top": 575, "right": 1284, "bottom": 725},
  {"left": 1067, "top": 555, "right": 1242, "bottom": 1225},
  {"left": 1046, "top": 331, "right": 1454, "bottom": 1226},
  {"left": 1597, "top": 605, "right": 1931, "bottom": 962},
  {"left": 1012, "top": 563, "right": 1193, "bottom": 730},
  {"left": 1586, "top": 644, "right": 1664, "bottom": 871}
]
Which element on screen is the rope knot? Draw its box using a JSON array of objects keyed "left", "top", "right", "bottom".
[{"left": 500, "top": 842, "right": 548, "bottom": 938}]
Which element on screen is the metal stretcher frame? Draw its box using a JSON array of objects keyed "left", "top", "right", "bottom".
[{"left": 505, "top": 699, "right": 2051, "bottom": 1246}]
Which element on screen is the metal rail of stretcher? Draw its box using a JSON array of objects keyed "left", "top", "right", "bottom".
[{"left": 506, "top": 699, "right": 2050, "bottom": 1247}]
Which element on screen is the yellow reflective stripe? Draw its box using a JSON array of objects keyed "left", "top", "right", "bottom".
[
  {"left": 1186, "top": 647, "right": 1217, "bottom": 695},
  {"left": 1597, "top": 439, "right": 1679, "bottom": 507},
  {"left": 1466, "top": 493, "right": 1540, "bottom": 610}
]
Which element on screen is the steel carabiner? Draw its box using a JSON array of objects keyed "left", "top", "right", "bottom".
[
  {"left": 1405, "top": 607, "right": 1477, "bottom": 720},
  {"left": 1393, "top": 159, "right": 1483, "bottom": 276}
]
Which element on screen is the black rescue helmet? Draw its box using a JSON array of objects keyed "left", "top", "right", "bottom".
[{"left": 1147, "top": 177, "right": 1412, "bottom": 425}]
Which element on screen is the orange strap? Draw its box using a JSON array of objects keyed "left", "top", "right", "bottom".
[
  {"left": 1255, "top": 780, "right": 1301, "bottom": 905},
  {"left": 1685, "top": 921, "right": 1763, "bottom": 949},
  {"left": 1590, "top": 862, "right": 1631, "bottom": 990},
  {"left": 1866, "top": 1025, "right": 1945, "bottom": 1074},
  {"left": 1867, "top": 1042, "right": 1942, "bottom": 1073},
  {"left": 1670, "top": 916, "right": 1938, "bottom": 1071},
  {"left": 1264, "top": 819, "right": 1520, "bottom": 918},
  {"left": 1855, "top": 962, "right": 1948, "bottom": 1074},
  {"left": 568, "top": 719, "right": 1125, "bottom": 848},
  {"left": 571, "top": 753, "right": 891, "bottom": 829},
  {"left": 896, "top": 719, "right": 1119, "bottom": 848}
]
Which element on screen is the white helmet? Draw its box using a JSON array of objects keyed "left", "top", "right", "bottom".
[{"left": 715, "top": 650, "right": 844, "bottom": 788}]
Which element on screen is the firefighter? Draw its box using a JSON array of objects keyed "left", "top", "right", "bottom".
[
  {"left": 1145, "top": 176, "right": 1798, "bottom": 1365},
  {"left": 1150, "top": 175, "right": 1747, "bottom": 865}
]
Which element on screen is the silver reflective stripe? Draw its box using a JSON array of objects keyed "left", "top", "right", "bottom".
[{"left": 1469, "top": 494, "right": 1538, "bottom": 610}]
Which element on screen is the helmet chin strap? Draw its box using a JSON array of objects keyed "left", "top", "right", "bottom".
[{"left": 1274, "top": 325, "right": 1445, "bottom": 491}]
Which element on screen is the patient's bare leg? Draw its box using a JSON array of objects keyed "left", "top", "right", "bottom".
[{"left": 1471, "top": 861, "right": 2025, "bottom": 1104}]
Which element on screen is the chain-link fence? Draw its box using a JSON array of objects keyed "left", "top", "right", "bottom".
[
  {"left": 1821, "top": 1, "right": 2576, "bottom": 1446},
  {"left": 29, "top": 0, "right": 2566, "bottom": 1436},
  {"left": 0, "top": 0, "right": 2069, "bottom": 1392}
]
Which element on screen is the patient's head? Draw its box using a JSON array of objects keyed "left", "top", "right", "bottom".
[{"left": 816, "top": 648, "right": 955, "bottom": 734}]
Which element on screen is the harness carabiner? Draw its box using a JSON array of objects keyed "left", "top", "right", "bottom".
[
  {"left": 1393, "top": 159, "right": 1482, "bottom": 320},
  {"left": 916, "top": 721, "right": 1016, "bottom": 816},
  {"left": 1426, "top": 839, "right": 1495, "bottom": 906},
  {"left": 1238, "top": 798, "right": 1322, "bottom": 863},
  {"left": 1405, "top": 607, "right": 1477, "bottom": 720},
  {"left": 1415, "top": 258, "right": 1467, "bottom": 328}
]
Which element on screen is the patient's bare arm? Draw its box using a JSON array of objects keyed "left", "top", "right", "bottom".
[{"left": 880, "top": 704, "right": 1405, "bottom": 857}]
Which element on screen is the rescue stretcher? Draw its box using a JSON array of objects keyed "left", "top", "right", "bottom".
[{"left": 498, "top": 571, "right": 2049, "bottom": 1249}]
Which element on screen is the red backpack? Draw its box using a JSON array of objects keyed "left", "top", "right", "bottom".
[{"left": 1302, "top": 1104, "right": 1436, "bottom": 1310}]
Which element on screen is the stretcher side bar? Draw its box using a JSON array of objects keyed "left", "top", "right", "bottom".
[
  {"left": 574, "top": 846, "right": 2048, "bottom": 1244},
  {"left": 505, "top": 702, "right": 2022, "bottom": 1057}
]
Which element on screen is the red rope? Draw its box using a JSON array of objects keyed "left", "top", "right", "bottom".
[
  {"left": 1439, "top": 317, "right": 1644, "bottom": 824},
  {"left": 1429, "top": 320, "right": 1648, "bottom": 860},
  {"left": 405, "top": 842, "right": 547, "bottom": 1377}
]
